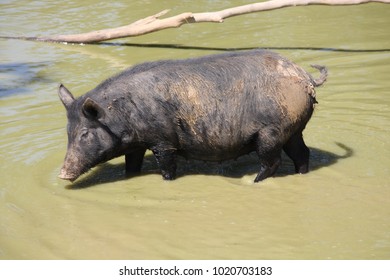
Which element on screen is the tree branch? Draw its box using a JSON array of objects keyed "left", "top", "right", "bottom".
[{"left": 3, "top": 0, "right": 390, "bottom": 43}]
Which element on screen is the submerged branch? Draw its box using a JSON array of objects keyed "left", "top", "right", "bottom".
[{"left": 1, "top": 0, "right": 389, "bottom": 43}]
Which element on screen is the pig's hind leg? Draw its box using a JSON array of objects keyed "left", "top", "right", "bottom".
[
  {"left": 254, "top": 130, "right": 282, "bottom": 182},
  {"left": 282, "top": 132, "right": 310, "bottom": 174},
  {"left": 152, "top": 148, "right": 177, "bottom": 180}
]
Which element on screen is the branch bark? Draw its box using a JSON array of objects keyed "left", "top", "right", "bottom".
[{"left": 5, "top": 0, "right": 390, "bottom": 43}]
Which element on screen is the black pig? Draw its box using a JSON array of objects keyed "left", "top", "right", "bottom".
[{"left": 58, "top": 50, "right": 327, "bottom": 183}]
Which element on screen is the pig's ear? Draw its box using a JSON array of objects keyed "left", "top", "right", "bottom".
[
  {"left": 82, "top": 98, "right": 105, "bottom": 121},
  {"left": 58, "top": 84, "right": 75, "bottom": 110}
]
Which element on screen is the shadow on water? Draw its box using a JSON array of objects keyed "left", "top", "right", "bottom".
[
  {"left": 66, "top": 142, "right": 353, "bottom": 189},
  {"left": 0, "top": 62, "right": 52, "bottom": 98},
  {"left": 92, "top": 42, "right": 390, "bottom": 53},
  {"left": 2, "top": 36, "right": 390, "bottom": 53}
]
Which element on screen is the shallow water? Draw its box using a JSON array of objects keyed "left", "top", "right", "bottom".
[{"left": 1, "top": 1, "right": 389, "bottom": 259}]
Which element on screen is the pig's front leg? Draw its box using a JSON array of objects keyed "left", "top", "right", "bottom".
[
  {"left": 152, "top": 148, "right": 177, "bottom": 180},
  {"left": 125, "top": 148, "right": 146, "bottom": 176}
]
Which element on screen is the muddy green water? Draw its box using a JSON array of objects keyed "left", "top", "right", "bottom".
[{"left": 1, "top": 1, "right": 390, "bottom": 259}]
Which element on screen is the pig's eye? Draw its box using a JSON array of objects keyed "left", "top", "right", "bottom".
[{"left": 79, "top": 129, "right": 90, "bottom": 140}]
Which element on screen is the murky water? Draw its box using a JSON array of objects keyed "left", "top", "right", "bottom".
[{"left": 1, "top": 1, "right": 389, "bottom": 259}]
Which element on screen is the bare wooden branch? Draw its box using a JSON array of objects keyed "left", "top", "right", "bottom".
[
  {"left": 193, "top": 0, "right": 390, "bottom": 22},
  {"left": 39, "top": 9, "right": 194, "bottom": 43},
  {"left": 2, "top": 0, "right": 389, "bottom": 43}
]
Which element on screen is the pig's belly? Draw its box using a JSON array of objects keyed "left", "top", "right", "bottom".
[{"left": 176, "top": 138, "right": 256, "bottom": 162}]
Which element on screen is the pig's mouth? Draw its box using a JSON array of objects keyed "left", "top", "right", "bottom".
[
  {"left": 58, "top": 165, "right": 91, "bottom": 182},
  {"left": 58, "top": 169, "right": 78, "bottom": 182},
  {"left": 58, "top": 151, "right": 99, "bottom": 182},
  {"left": 58, "top": 149, "right": 118, "bottom": 183}
]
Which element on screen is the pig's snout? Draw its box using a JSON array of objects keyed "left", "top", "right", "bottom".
[
  {"left": 58, "top": 167, "right": 77, "bottom": 182},
  {"left": 58, "top": 153, "right": 84, "bottom": 182}
]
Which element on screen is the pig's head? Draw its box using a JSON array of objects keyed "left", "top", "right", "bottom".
[{"left": 58, "top": 84, "right": 121, "bottom": 182}]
